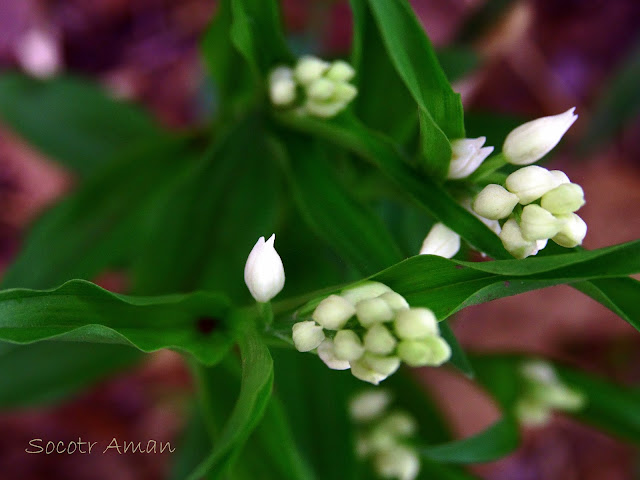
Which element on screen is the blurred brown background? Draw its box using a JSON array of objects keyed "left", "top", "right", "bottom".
[{"left": 0, "top": 0, "right": 639, "bottom": 479}]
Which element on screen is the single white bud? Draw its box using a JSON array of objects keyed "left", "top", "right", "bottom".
[
  {"left": 535, "top": 384, "right": 586, "bottom": 411},
  {"left": 303, "top": 99, "right": 346, "bottom": 118},
  {"left": 326, "top": 60, "right": 356, "bottom": 82},
  {"left": 294, "top": 55, "right": 330, "bottom": 84},
  {"left": 540, "top": 183, "right": 585, "bottom": 214},
  {"left": 364, "top": 324, "right": 397, "bottom": 355},
  {"left": 378, "top": 291, "right": 410, "bottom": 311},
  {"left": 312, "top": 294, "right": 356, "bottom": 330},
  {"left": 397, "top": 336, "right": 451, "bottom": 367},
  {"left": 368, "top": 426, "right": 400, "bottom": 453},
  {"left": 374, "top": 446, "right": 420, "bottom": 480},
  {"left": 350, "top": 358, "right": 388, "bottom": 385},
  {"left": 550, "top": 170, "right": 570, "bottom": 187},
  {"left": 499, "top": 218, "right": 538, "bottom": 259},
  {"left": 342, "top": 282, "right": 392, "bottom": 305},
  {"left": 356, "top": 297, "right": 395, "bottom": 328},
  {"left": 244, "top": 234, "right": 285, "bottom": 302},
  {"left": 520, "top": 204, "right": 564, "bottom": 241},
  {"left": 424, "top": 336, "right": 451, "bottom": 366},
  {"left": 334, "top": 329, "right": 365, "bottom": 361},
  {"left": 552, "top": 213, "right": 587, "bottom": 248},
  {"left": 419, "top": 223, "right": 460, "bottom": 258},
  {"left": 292, "top": 321, "right": 325, "bottom": 352},
  {"left": 503, "top": 107, "right": 578, "bottom": 165},
  {"left": 394, "top": 308, "right": 438, "bottom": 340},
  {"left": 379, "top": 411, "right": 418, "bottom": 437},
  {"left": 447, "top": 137, "right": 494, "bottom": 179},
  {"left": 515, "top": 397, "right": 552, "bottom": 427},
  {"left": 505, "top": 166, "right": 558, "bottom": 205},
  {"left": 363, "top": 353, "right": 401, "bottom": 376},
  {"left": 307, "top": 77, "right": 335, "bottom": 101},
  {"left": 472, "top": 184, "right": 519, "bottom": 220},
  {"left": 332, "top": 82, "right": 358, "bottom": 103},
  {"left": 268, "top": 66, "right": 296, "bottom": 106},
  {"left": 521, "top": 359, "right": 558, "bottom": 384},
  {"left": 462, "top": 197, "right": 502, "bottom": 235},
  {"left": 349, "top": 389, "right": 392, "bottom": 422},
  {"left": 317, "top": 339, "right": 351, "bottom": 370}
]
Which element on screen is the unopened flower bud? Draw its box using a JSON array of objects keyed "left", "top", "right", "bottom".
[
  {"left": 552, "top": 213, "right": 587, "bottom": 248},
  {"left": 503, "top": 107, "right": 578, "bottom": 165},
  {"left": 356, "top": 297, "right": 395, "bottom": 327},
  {"left": 342, "top": 282, "right": 392, "bottom": 305},
  {"left": 294, "top": 55, "right": 329, "bottom": 84},
  {"left": 397, "top": 336, "right": 451, "bottom": 367},
  {"left": 447, "top": 137, "right": 494, "bottom": 179},
  {"left": 374, "top": 446, "right": 420, "bottom": 480},
  {"left": 292, "top": 321, "right": 325, "bottom": 352},
  {"left": 473, "top": 184, "right": 519, "bottom": 220},
  {"left": 312, "top": 294, "right": 356, "bottom": 330},
  {"left": 333, "top": 82, "right": 358, "bottom": 103},
  {"left": 520, "top": 204, "right": 564, "bottom": 241},
  {"left": 506, "top": 166, "right": 558, "bottom": 205},
  {"left": 349, "top": 389, "right": 392, "bottom": 422},
  {"left": 550, "top": 170, "right": 570, "bottom": 187},
  {"left": 317, "top": 339, "right": 350, "bottom": 370},
  {"left": 540, "top": 183, "right": 585, "bottom": 214},
  {"left": 244, "top": 234, "right": 285, "bottom": 302},
  {"left": 363, "top": 353, "right": 401, "bottom": 376},
  {"left": 533, "top": 384, "right": 586, "bottom": 411},
  {"left": 364, "top": 324, "right": 397, "bottom": 355},
  {"left": 326, "top": 60, "right": 356, "bottom": 82},
  {"left": 394, "top": 308, "right": 438, "bottom": 340},
  {"left": 350, "top": 358, "right": 388, "bottom": 385},
  {"left": 334, "top": 329, "right": 365, "bottom": 361},
  {"left": 268, "top": 66, "right": 296, "bottom": 106},
  {"left": 499, "top": 218, "right": 538, "bottom": 259},
  {"left": 521, "top": 360, "right": 558, "bottom": 384},
  {"left": 307, "top": 77, "right": 335, "bottom": 101},
  {"left": 378, "top": 291, "right": 409, "bottom": 311},
  {"left": 419, "top": 223, "right": 460, "bottom": 258},
  {"left": 379, "top": 411, "right": 418, "bottom": 437},
  {"left": 303, "top": 99, "right": 345, "bottom": 118},
  {"left": 515, "top": 397, "right": 552, "bottom": 427}
]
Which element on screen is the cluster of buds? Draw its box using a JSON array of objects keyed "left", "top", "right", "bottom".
[
  {"left": 350, "top": 390, "right": 421, "bottom": 480},
  {"left": 292, "top": 282, "right": 451, "bottom": 384},
  {"left": 515, "top": 360, "right": 586, "bottom": 427},
  {"left": 268, "top": 55, "right": 358, "bottom": 118},
  {"left": 472, "top": 165, "right": 587, "bottom": 258}
]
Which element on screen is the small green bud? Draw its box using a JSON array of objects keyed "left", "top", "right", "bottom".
[
  {"left": 294, "top": 55, "right": 329, "bottom": 84},
  {"left": 394, "top": 308, "right": 438, "bottom": 340},
  {"left": 379, "top": 411, "right": 418, "bottom": 437},
  {"left": 515, "top": 397, "right": 552, "bottom": 427},
  {"left": 356, "top": 297, "right": 394, "bottom": 327},
  {"left": 397, "top": 340, "right": 432, "bottom": 367},
  {"left": 552, "top": 213, "right": 587, "bottom": 247},
  {"left": 520, "top": 204, "right": 564, "bottom": 241},
  {"left": 472, "top": 184, "right": 519, "bottom": 220},
  {"left": 342, "top": 282, "right": 392, "bottom": 305},
  {"left": 540, "top": 183, "right": 585, "bottom": 214},
  {"left": 317, "top": 339, "right": 350, "bottom": 370},
  {"left": 378, "top": 291, "right": 409, "bottom": 311},
  {"left": 363, "top": 353, "right": 401, "bottom": 376},
  {"left": 499, "top": 218, "right": 538, "bottom": 259},
  {"left": 332, "top": 82, "right": 358, "bottom": 103},
  {"left": 326, "top": 60, "right": 356, "bottom": 82},
  {"left": 312, "top": 294, "right": 356, "bottom": 330},
  {"left": 334, "top": 329, "right": 365, "bottom": 361},
  {"left": 363, "top": 324, "right": 397, "bottom": 355},
  {"left": 374, "top": 446, "right": 420, "bottom": 480},
  {"left": 350, "top": 358, "right": 388, "bottom": 385},
  {"left": 307, "top": 77, "right": 335, "bottom": 101},
  {"left": 349, "top": 389, "right": 392, "bottom": 422},
  {"left": 292, "top": 321, "right": 325, "bottom": 352}
]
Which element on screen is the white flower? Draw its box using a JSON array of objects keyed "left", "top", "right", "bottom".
[
  {"left": 312, "top": 294, "right": 356, "bottom": 330},
  {"left": 317, "top": 339, "right": 351, "bottom": 370},
  {"left": 334, "top": 329, "right": 365, "bottom": 361},
  {"left": 505, "top": 165, "right": 558, "bottom": 205},
  {"left": 244, "top": 234, "right": 285, "bottom": 302},
  {"left": 552, "top": 213, "right": 587, "bottom": 247},
  {"left": 349, "top": 390, "right": 393, "bottom": 422},
  {"left": 292, "top": 321, "right": 325, "bottom": 352},
  {"left": 447, "top": 137, "right": 494, "bottom": 179},
  {"left": 499, "top": 218, "right": 538, "bottom": 259},
  {"left": 268, "top": 66, "right": 296, "bottom": 106},
  {"left": 503, "top": 107, "right": 578, "bottom": 165},
  {"left": 394, "top": 308, "right": 438, "bottom": 340},
  {"left": 540, "top": 183, "right": 585, "bottom": 214},
  {"left": 419, "top": 223, "right": 460, "bottom": 258},
  {"left": 472, "top": 184, "right": 519, "bottom": 220},
  {"left": 519, "top": 204, "right": 564, "bottom": 241}
]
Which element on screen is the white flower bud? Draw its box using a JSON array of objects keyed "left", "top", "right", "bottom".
[
  {"left": 356, "top": 297, "right": 395, "bottom": 328},
  {"left": 363, "top": 353, "right": 401, "bottom": 376},
  {"left": 379, "top": 411, "right": 418, "bottom": 437},
  {"left": 294, "top": 55, "right": 330, "bottom": 84},
  {"left": 503, "top": 107, "right": 578, "bottom": 165},
  {"left": 423, "top": 336, "right": 451, "bottom": 366},
  {"left": 540, "top": 183, "right": 585, "bottom": 214},
  {"left": 307, "top": 77, "right": 335, "bottom": 101},
  {"left": 244, "top": 234, "right": 285, "bottom": 302},
  {"left": 332, "top": 82, "right": 358, "bottom": 103},
  {"left": 350, "top": 359, "right": 388, "bottom": 385},
  {"left": 505, "top": 166, "right": 558, "bottom": 205},
  {"left": 515, "top": 397, "right": 552, "bottom": 427},
  {"left": 520, "top": 204, "right": 564, "bottom": 241},
  {"left": 499, "top": 218, "right": 538, "bottom": 259},
  {"left": 364, "top": 324, "right": 397, "bottom": 355},
  {"left": 368, "top": 426, "right": 399, "bottom": 452},
  {"left": 326, "top": 60, "right": 356, "bottom": 82},
  {"left": 374, "top": 446, "right": 420, "bottom": 480},
  {"left": 342, "top": 282, "right": 392, "bottom": 305},
  {"left": 472, "top": 184, "right": 519, "bottom": 220},
  {"left": 378, "top": 291, "right": 410, "bottom": 311},
  {"left": 334, "top": 329, "right": 365, "bottom": 361},
  {"left": 349, "top": 389, "right": 392, "bottom": 422},
  {"left": 447, "top": 137, "right": 494, "bottom": 179},
  {"left": 533, "top": 384, "right": 586, "bottom": 411},
  {"left": 521, "top": 359, "right": 558, "bottom": 384},
  {"left": 268, "top": 66, "right": 296, "bottom": 106},
  {"left": 317, "top": 339, "right": 350, "bottom": 370},
  {"left": 419, "top": 223, "right": 460, "bottom": 258},
  {"left": 552, "top": 213, "right": 587, "bottom": 248},
  {"left": 462, "top": 197, "right": 502, "bottom": 235},
  {"left": 394, "top": 308, "right": 438, "bottom": 340},
  {"left": 303, "top": 99, "right": 345, "bottom": 118},
  {"left": 397, "top": 336, "right": 451, "bottom": 367},
  {"left": 292, "top": 321, "right": 325, "bottom": 352},
  {"left": 550, "top": 170, "right": 570, "bottom": 187},
  {"left": 312, "top": 294, "right": 356, "bottom": 330}
]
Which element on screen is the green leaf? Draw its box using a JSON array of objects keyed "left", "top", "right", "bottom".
[
  {"left": 0, "top": 341, "right": 141, "bottom": 409},
  {"left": 0, "top": 279, "right": 236, "bottom": 365},
  {"left": 186, "top": 325, "right": 273, "bottom": 480},
  {"left": 573, "top": 276, "right": 640, "bottom": 332},
  {"left": 436, "top": 47, "right": 481, "bottom": 83},
  {"left": 0, "top": 73, "right": 164, "bottom": 177},
  {"left": 439, "top": 321, "right": 475, "bottom": 378},
  {"left": 420, "top": 417, "right": 519, "bottom": 464},
  {"left": 418, "top": 458, "right": 482, "bottom": 480},
  {"left": 273, "top": 134, "right": 404, "bottom": 276},
  {"left": 1, "top": 137, "right": 196, "bottom": 290}
]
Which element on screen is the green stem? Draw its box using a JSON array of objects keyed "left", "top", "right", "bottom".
[
  {"left": 467, "top": 152, "right": 506, "bottom": 183},
  {"left": 190, "top": 361, "right": 221, "bottom": 440},
  {"left": 258, "top": 301, "right": 274, "bottom": 326}
]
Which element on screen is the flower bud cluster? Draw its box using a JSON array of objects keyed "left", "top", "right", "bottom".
[
  {"left": 515, "top": 360, "right": 586, "bottom": 427},
  {"left": 350, "top": 390, "right": 421, "bottom": 480},
  {"left": 472, "top": 166, "right": 587, "bottom": 258},
  {"left": 292, "top": 282, "right": 451, "bottom": 384},
  {"left": 268, "top": 56, "right": 357, "bottom": 118}
]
